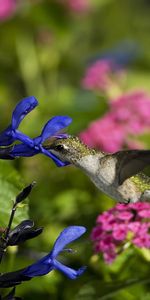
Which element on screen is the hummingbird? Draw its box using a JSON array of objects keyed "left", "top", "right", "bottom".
[{"left": 44, "top": 136, "right": 150, "bottom": 204}]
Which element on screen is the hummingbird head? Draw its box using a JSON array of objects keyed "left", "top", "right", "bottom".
[{"left": 44, "top": 136, "right": 95, "bottom": 164}]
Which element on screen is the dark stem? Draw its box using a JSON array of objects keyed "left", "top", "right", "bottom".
[
  {"left": 0, "top": 201, "right": 17, "bottom": 264},
  {"left": 0, "top": 183, "right": 34, "bottom": 264},
  {"left": 5, "top": 202, "right": 17, "bottom": 241}
]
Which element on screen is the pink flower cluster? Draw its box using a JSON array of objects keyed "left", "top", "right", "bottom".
[
  {"left": 80, "top": 91, "right": 150, "bottom": 152},
  {"left": 0, "top": 0, "right": 17, "bottom": 21},
  {"left": 81, "top": 59, "right": 123, "bottom": 93},
  {"left": 91, "top": 202, "right": 150, "bottom": 264}
]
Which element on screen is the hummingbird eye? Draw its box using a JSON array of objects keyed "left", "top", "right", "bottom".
[{"left": 54, "top": 144, "right": 64, "bottom": 151}]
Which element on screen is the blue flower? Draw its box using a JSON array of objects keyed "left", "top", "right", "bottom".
[
  {"left": 11, "top": 115, "right": 72, "bottom": 166},
  {"left": 22, "top": 226, "right": 86, "bottom": 280},
  {"left": 0, "top": 96, "right": 38, "bottom": 146},
  {"left": 0, "top": 226, "right": 86, "bottom": 288},
  {"left": 0, "top": 96, "right": 72, "bottom": 166}
]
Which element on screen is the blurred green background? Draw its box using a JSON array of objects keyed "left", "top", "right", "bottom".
[{"left": 1, "top": 0, "right": 150, "bottom": 299}]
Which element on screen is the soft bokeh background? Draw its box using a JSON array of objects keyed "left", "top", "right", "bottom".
[{"left": 1, "top": 0, "right": 150, "bottom": 299}]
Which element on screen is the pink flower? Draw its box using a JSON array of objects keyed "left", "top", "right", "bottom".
[
  {"left": 81, "top": 58, "right": 124, "bottom": 95},
  {"left": 99, "top": 236, "right": 115, "bottom": 251},
  {"left": 116, "top": 211, "right": 133, "bottom": 221},
  {"left": 80, "top": 113, "right": 125, "bottom": 152},
  {"left": 128, "top": 222, "right": 141, "bottom": 234},
  {"left": 112, "top": 224, "right": 128, "bottom": 241},
  {"left": 80, "top": 90, "right": 150, "bottom": 152},
  {"left": 111, "top": 91, "right": 150, "bottom": 134},
  {"left": 91, "top": 226, "right": 103, "bottom": 240},
  {"left": 82, "top": 60, "right": 114, "bottom": 92},
  {"left": 91, "top": 202, "right": 150, "bottom": 264},
  {"left": 138, "top": 210, "right": 150, "bottom": 218},
  {"left": 96, "top": 211, "right": 116, "bottom": 231},
  {"left": 129, "top": 202, "right": 150, "bottom": 211},
  {"left": 0, "top": 0, "right": 17, "bottom": 21},
  {"left": 133, "top": 234, "right": 150, "bottom": 248},
  {"left": 115, "top": 203, "right": 128, "bottom": 211},
  {"left": 96, "top": 211, "right": 115, "bottom": 224}
]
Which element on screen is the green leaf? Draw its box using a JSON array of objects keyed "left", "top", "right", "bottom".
[{"left": 0, "top": 160, "right": 28, "bottom": 228}]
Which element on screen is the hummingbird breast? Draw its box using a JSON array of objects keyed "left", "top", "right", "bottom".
[{"left": 76, "top": 154, "right": 142, "bottom": 203}]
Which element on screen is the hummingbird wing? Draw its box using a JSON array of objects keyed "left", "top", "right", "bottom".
[{"left": 112, "top": 149, "right": 150, "bottom": 185}]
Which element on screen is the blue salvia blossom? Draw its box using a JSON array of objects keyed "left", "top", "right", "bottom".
[
  {"left": 11, "top": 116, "right": 71, "bottom": 166},
  {"left": 0, "top": 97, "right": 72, "bottom": 166},
  {"left": 0, "top": 96, "right": 38, "bottom": 146},
  {"left": 22, "top": 226, "right": 86, "bottom": 279}
]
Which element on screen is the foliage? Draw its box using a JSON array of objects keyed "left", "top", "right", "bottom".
[
  {"left": 1, "top": 0, "right": 150, "bottom": 299},
  {"left": 0, "top": 160, "right": 28, "bottom": 227}
]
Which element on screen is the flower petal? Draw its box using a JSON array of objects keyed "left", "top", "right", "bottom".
[
  {"left": 14, "top": 131, "right": 34, "bottom": 147},
  {"left": 0, "top": 128, "right": 34, "bottom": 147},
  {"left": 20, "top": 226, "right": 86, "bottom": 279},
  {"left": 51, "top": 226, "right": 86, "bottom": 258},
  {"left": 53, "top": 260, "right": 86, "bottom": 279},
  {"left": 0, "top": 125, "right": 14, "bottom": 146},
  {"left": 22, "top": 256, "right": 53, "bottom": 277},
  {"left": 40, "top": 116, "right": 72, "bottom": 143},
  {"left": 11, "top": 144, "right": 38, "bottom": 157},
  {"left": 12, "top": 96, "right": 38, "bottom": 130}
]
